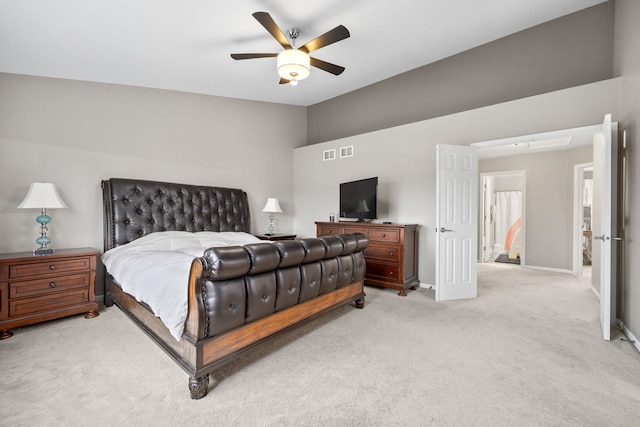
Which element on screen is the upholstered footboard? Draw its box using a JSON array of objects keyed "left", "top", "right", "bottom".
[{"left": 181, "top": 233, "right": 367, "bottom": 399}]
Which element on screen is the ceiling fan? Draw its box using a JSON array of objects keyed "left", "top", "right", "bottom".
[{"left": 231, "top": 12, "right": 350, "bottom": 86}]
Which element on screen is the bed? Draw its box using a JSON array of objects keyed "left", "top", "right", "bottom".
[{"left": 101, "top": 178, "right": 367, "bottom": 399}]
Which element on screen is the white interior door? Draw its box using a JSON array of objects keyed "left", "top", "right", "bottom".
[
  {"left": 592, "top": 114, "right": 619, "bottom": 341},
  {"left": 436, "top": 144, "right": 478, "bottom": 301}
]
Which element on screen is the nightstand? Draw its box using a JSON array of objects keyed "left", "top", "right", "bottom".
[
  {"left": 0, "top": 247, "right": 100, "bottom": 339},
  {"left": 255, "top": 234, "right": 297, "bottom": 241}
]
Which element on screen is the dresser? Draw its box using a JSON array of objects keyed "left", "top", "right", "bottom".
[
  {"left": 0, "top": 247, "right": 100, "bottom": 339},
  {"left": 316, "top": 222, "right": 419, "bottom": 296}
]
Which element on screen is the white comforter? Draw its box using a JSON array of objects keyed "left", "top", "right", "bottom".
[{"left": 102, "top": 231, "right": 262, "bottom": 340}]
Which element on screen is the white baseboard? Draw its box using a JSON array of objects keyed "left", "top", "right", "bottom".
[
  {"left": 620, "top": 322, "right": 640, "bottom": 354},
  {"left": 522, "top": 265, "right": 574, "bottom": 275},
  {"left": 419, "top": 283, "right": 434, "bottom": 290}
]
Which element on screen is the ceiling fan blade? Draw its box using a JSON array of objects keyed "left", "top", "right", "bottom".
[
  {"left": 310, "top": 57, "right": 345, "bottom": 75},
  {"left": 279, "top": 78, "right": 289, "bottom": 85},
  {"left": 252, "top": 11, "right": 292, "bottom": 49},
  {"left": 299, "top": 25, "right": 350, "bottom": 54},
  {"left": 231, "top": 53, "right": 278, "bottom": 60}
]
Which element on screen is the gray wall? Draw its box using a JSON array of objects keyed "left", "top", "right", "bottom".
[
  {"left": 613, "top": 0, "right": 640, "bottom": 342},
  {"left": 0, "top": 73, "right": 307, "bottom": 295},
  {"left": 307, "top": 1, "right": 615, "bottom": 144},
  {"left": 480, "top": 146, "right": 593, "bottom": 271},
  {"left": 293, "top": 79, "right": 619, "bottom": 286}
]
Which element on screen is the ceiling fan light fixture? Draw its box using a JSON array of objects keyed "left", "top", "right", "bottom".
[{"left": 277, "top": 49, "right": 310, "bottom": 82}]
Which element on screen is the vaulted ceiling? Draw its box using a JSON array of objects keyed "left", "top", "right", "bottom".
[{"left": 0, "top": 0, "right": 607, "bottom": 106}]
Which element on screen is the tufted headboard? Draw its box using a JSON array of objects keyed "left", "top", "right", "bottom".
[{"left": 101, "top": 178, "right": 251, "bottom": 251}]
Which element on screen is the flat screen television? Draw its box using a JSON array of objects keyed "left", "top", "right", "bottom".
[{"left": 339, "top": 177, "right": 378, "bottom": 221}]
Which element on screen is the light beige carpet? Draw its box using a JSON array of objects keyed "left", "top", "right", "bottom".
[{"left": 1, "top": 263, "right": 639, "bottom": 426}]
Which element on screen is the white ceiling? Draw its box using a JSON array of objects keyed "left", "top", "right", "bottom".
[{"left": 0, "top": 0, "right": 606, "bottom": 107}]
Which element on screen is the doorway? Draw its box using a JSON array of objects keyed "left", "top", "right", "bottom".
[
  {"left": 472, "top": 124, "right": 601, "bottom": 274},
  {"left": 480, "top": 170, "right": 525, "bottom": 265}
]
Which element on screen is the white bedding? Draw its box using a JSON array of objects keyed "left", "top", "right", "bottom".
[{"left": 102, "top": 231, "right": 262, "bottom": 340}]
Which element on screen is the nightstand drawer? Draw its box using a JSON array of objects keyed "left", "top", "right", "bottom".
[
  {"left": 9, "top": 289, "right": 89, "bottom": 317},
  {"left": 368, "top": 229, "right": 400, "bottom": 243},
  {"left": 364, "top": 246, "right": 400, "bottom": 262},
  {"left": 10, "top": 257, "right": 93, "bottom": 279},
  {"left": 10, "top": 273, "right": 90, "bottom": 298}
]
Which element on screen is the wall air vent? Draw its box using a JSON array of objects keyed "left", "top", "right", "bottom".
[
  {"left": 340, "top": 145, "right": 354, "bottom": 158},
  {"left": 323, "top": 149, "right": 336, "bottom": 161}
]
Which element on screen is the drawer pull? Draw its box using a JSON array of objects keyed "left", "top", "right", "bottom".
[
  {"left": 49, "top": 282, "right": 56, "bottom": 288},
  {"left": 381, "top": 233, "right": 386, "bottom": 237},
  {"left": 389, "top": 271, "right": 394, "bottom": 275},
  {"left": 389, "top": 252, "right": 395, "bottom": 256},
  {"left": 49, "top": 265, "right": 57, "bottom": 270}
]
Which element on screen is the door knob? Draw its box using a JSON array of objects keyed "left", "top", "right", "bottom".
[
  {"left": 440, "top": 227, "right": 453, "bottom": 233},
  {"left": 593, "top": 235, "right": 605, "bottom": 240}
]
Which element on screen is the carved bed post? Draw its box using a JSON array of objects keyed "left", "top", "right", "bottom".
[
  {"left": 184, "top": 259, "right": 211, "bottom": 399},
  {"left": 184, "top": 259, "right": 207, "bottom": 342}
]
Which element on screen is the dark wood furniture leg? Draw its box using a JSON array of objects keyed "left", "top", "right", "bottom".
[
  {"left": 189, "top": 374, "right": 210, "bottom": 400},
  {"left": 0, "top": 330, "right": 13, "bottom": 340}
]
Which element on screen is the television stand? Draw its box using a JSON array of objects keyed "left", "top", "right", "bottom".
[{"left": 316, "top": 221, "right": 419, "bottom": 296}]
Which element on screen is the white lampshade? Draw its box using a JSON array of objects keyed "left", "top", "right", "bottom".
[
  {"left": 277, "top": 49, "right": 310, "bottom": 82},
  {"left": 18, "top": 183, "right": 68, "bottom": 209},
  {"left": 262, "top": 198, "right": 282, "bottom": 213}
]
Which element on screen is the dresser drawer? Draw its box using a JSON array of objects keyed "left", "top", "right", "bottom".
[
  {"left": 341, "top": 226, "right": 368, "bottom": 236},
  {"left": 9, "top": 289, "right": 89, "bottom": 317},
  {"left": 364, "top": 245, "right": 400, "bottom": 262},
  {"left": 317, "top": 225, "right": 342, "bottom": 236},
  {"left": 10, "top": 273, "right": 90, "bottom": 298},
  {"left": 365, "top": 261, "right": 400, "bottom": 281},
  {"left": 368, "top": 229, "right": 400, "bottom": 243},
  {"left": 10, "top": 257, "right": 93, "bottom": 279}
]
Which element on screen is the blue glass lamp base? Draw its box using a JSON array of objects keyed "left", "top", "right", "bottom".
[{"left": 33, "top": 209, "right": 55, "bottom": 255}]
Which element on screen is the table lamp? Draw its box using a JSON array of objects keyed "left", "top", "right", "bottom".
[
  {"left": 262, "top": 198, "right": 282, "bottom": 235},
  {"left": 18, "top": 182, "right": 68, "bottom": 255}
]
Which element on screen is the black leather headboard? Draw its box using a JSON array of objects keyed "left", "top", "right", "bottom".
[{"left": 101, "top": 178, "right": 251, "bottom": 251}]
